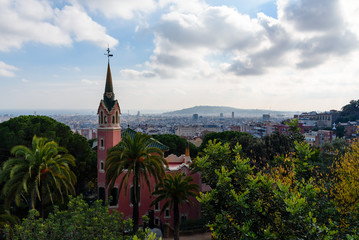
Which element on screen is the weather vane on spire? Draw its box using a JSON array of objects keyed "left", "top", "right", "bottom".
[{"left": 105, "top": 47, "right": 113, "bottom": 63}]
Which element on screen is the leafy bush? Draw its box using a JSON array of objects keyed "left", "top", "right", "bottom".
[
  {"left": 196, "top": 141, "right": 338, "bottom": 239},
  {"left": 4, "top": 196, "right": 157, "bottom": 240}
]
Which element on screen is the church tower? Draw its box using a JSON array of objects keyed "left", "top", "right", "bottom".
[{"left": 97, "top": 48, "right": 121, "bottom": 201}]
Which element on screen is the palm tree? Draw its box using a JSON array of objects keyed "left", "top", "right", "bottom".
[
  {"left": 151, "top": 172, "right": 199, "bottom": 240},
  {"left": 105, "top": 132, "right": 168, "bottom": 233},
  {"left": 0, "top": 135, "right": 76, "bottom": 218}
]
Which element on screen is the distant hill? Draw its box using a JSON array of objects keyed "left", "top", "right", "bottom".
[{"left": 162, "top": 106, "right": 299, "bottom": 118}]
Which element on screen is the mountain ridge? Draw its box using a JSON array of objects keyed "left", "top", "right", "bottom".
[{"left": 162, "top": 105, "right": 299, "bottom": 118}]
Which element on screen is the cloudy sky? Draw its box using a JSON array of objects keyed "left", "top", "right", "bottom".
[{"left": 0, "top": 0, "right": 358, "bottom": 113}]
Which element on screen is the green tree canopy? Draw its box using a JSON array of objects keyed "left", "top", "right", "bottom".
[
  {"left": 0, "top": 116, "right": 96, "bottom": 196},
  {"left": 4, "top": 196, "right": 146, "bottom": 240},
  {"left": 262, "top": 131, "right": 294, "bottom": 161},
  {"left": 337, "top": 99, "right": 359, "bottom": 122},
  {"left": 199, "top": 131, "right": 265, "bottom": 162},
  {"left": 200, "top": 131, "right": 251, "bottom": 150},
  {"left": 196, "top": 141, "right": 337, "bottom": 239},
  {"left": 0, "top": 135, "right": 76, "bottom": 218},
  {"left": 152, "top": 134, "right": 198, "bottom": 158},
  {"left": 285, "top": 118, "right": 305, "bottom": 143},
  {"left": 0, "top": 116, "right": 72, "bottom": 162},
  {"left": 198, "top": 131, "right": 300, "bottom": 170}
]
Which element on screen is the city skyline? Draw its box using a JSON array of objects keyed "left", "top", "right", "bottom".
[{"left": 0, "top": 0, "right": 358, "bottom": 113}]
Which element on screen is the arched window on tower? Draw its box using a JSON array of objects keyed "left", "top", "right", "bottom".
[
  {"left": 100, "top": 138, "right": 104, "bottom": 149},
  {"left": 115, "top": 111, "right": 119, "bottom": 124},
  {"left": 104, "top": 116, "right": 107, "bottom": 124},
  {"left": 100, "top": 161, "right": 104, "bottom": 171},
  {"left": 100, "top": 111, "right": 104, "bottom": 124},
  {"left": 112, "top": 115, "right": 115, "bottom": 124}
]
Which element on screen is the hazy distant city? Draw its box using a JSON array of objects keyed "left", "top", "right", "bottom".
[
  {"left": 0, "top": 105, "right": 341, "bottom": 149},
  {"left": 0, "top": 105, "right": 298, "bottom": 134}
]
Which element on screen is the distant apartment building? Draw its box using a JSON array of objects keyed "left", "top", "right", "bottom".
[
  {"left": 263, "top": 114, "right": 270, "bottom": 122},
  {"left": 188, "top": 137, "right": 202, "bottom": 147},
  {"left": 234, "top": 122, "right": 266, "bottom": 137},
  {"left": 337, "top": 121, "right": 359, "bottom": 139},
  {"left": 274, "top": 124, "right": 291, "bottom": 135},
  {"left": 236, "top": 120, "right": 315, "bottom": 139},
  {"left": 76, "top": 128, "right": 97, "bottom": 140},
  {"left": 175, "top": 125, "right": 222, "bottom": 138},
  {"left": 304, "top": 132, "right": 317, "bottom": 147},
  {"left": 315, "top": 130, "right": 333, "bottom": 146},
  {"left": 229, "top": 126, "right": 241, "bottom": 132},
  {"left": 297, "top": 110, "right": 338, "bottom": 128},
  {"left": 263, "top": 123, "right": 277, "bottom": 136},
  {"left": 239, "top": 124, "right": 251, "bottom": 133}
]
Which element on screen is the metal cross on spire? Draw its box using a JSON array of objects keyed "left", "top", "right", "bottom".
[{"left": 105, "top": 47, "right": 113, "bottom": 63}]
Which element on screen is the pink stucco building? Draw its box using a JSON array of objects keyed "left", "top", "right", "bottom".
[{"left": 97, "top": 58, "right": 202, "bottom": 228}]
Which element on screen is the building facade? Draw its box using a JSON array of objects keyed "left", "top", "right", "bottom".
[
  {"left": 97, "top": 62, "right": 122, "bottom": 201},
  {"left": 97, "top": 60, "right": 201, "bottom": 228}
]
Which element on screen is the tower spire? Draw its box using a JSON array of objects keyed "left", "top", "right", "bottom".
[
  {"left": 103, "top": 48, "right": 115, "bottom": 110},
  {"left": 104, "top": 47, "right": 113, "bottom": 63}
]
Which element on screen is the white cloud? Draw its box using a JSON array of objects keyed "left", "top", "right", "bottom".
[
  {"left": 81, "top": 79, "right": 100, "bottom": 85},
  {"left": 0, "top": 0, "right": 118, "bottom": 51},
  {"left": 0, "top": 61, "right": 18, "bottom": 77},
  {"left": 54, "top": 4, "right": 118, "bottom": 48},
  {"left": 148, "top": 5, "right": 271, "bottom": 77},
  {"left": 158, "top": 0, "right": 208, "bottom": 14},
  {"left": 17, "top": 0, "right": 54, "bottom": 20},
  {"left": 157, "top": 7, "right": 262, "bottom": 51},
  {"left": 141, "top": 0, "right": 358, "bottom": 79},
  {"left": 0, "top": 0, "right": 71, "bottom": 51},
  {"left": 103, "top": 0, "right": 358, "bottom": 111},
  {"left": 280, "top": 0, "right": 343, "bottom": 31},
  {"left": 81, "top": 0, "right": 157, "bottom": 19},
  {"left": 1, "top": 0, "right": 359, "bottom": 112},
  {"left": 339, "top": 0, "right": 359, "bottom": 34},
  {"left": 120, "top": 69, "right": 156, "bottom": 79},
  {"left": 278, "top": 0, "right": 358, "bottom": 69}
]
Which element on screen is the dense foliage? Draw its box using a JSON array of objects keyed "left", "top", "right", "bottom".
[
  {"left": 198, "top": 130, "right": 298, "bottom": 171},
  {"left": 0, "top": 136, "right": 76, "bottom": 218},
  {"left": 195, "top": 139, "right": 359, "bottom": 239},
  {"left": 0, "top": 116, "right": 96, "bottom": 228},
  {"left": 0, "top": 116, "right": 97, "bottom": 195},
  {"left": 0, "top": 115, "right": 97, "bottom": 188},
  {"left": 4, "top": 196, "right": 157, "bottom": 240},
  {"left": 0, "top": 116, "right": 72, "bottom": 162},
  {"left": 3, "top": 101, "right": 359, "bottom": 239},
  {"left": 152, "top": 134, "right": 198, "bottom": 157},
  {"left": 337, "top": 99, "right": 359, "bottom": 122},
  {"left": 332, "top": 140, "right": 359, "bottom": 228}
]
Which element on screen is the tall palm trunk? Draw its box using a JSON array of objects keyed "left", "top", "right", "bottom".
[
  {"left": 40, "top": 180, "right": 44, "bottom": 219},
  {"left": 133, "top": 174, "right": 139, "bottom": 233},
  {"left": 173, "top": 202, "right": 180, "bottom": 240}
]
